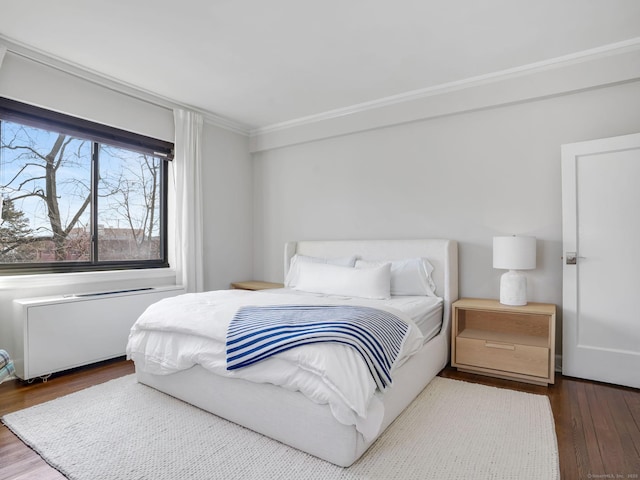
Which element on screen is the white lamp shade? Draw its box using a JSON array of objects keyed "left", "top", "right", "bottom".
[{"left": 493, "top": 236, "right": 536, "bottom": 270}]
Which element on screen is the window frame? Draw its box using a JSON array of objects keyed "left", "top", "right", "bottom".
[{"left": 0, "top": 97, "right": 174, "bottom": 275}]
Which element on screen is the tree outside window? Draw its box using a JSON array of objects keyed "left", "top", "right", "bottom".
[{"left": 0, "top": 99, "right": 171, "bottom": 273}]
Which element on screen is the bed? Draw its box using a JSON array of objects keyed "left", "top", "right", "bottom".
[{"left": 127, "top": 239, "right": 458, "bottom": 467}]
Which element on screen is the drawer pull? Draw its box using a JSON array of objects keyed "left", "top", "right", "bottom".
[{"left": 485, "top": 341, "right": 515, "bottom": 350}]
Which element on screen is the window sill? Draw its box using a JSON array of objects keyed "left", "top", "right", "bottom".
[{"left": 0, "top": 268, "right": 178, "bottom": 291}]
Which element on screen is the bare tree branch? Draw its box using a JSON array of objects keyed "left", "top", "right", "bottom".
[
  {"left": 9, "top": 191, "right": 47, "bottom": 202},
  {"left": 1, "top": 162, "right": 44, "bottom": 190},
  {"left": 63, "top": 193, "right": 91, "bottom": 237},
  {"left": 0, "top": 143, "right": 50, "bottom": 162}
]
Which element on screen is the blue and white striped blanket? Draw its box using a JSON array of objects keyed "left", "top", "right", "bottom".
[{"left": 226, "top": 304, "right": 409, "bottom": 390}]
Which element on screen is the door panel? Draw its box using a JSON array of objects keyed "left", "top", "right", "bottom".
[{"left": 562, "top": 133, "right": 640, "bottom": 388}]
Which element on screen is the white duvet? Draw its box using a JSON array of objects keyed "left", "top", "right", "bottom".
[{"left": 126, "top": 289, "right": 426, "bottom": 440}]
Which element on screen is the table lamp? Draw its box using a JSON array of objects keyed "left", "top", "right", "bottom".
[{"left": 493, "top": 235, "right": 536, "bottom": 306}]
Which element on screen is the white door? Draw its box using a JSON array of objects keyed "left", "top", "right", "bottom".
[{"left": 562, "top": 132, "right": 640, "bottom": 389}]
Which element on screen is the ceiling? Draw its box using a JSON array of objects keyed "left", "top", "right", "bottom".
[{"left": 1, "top": 0, "right": 639, "bottom": 130}]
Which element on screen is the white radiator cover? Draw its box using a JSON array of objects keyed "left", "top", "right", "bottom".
[{"left": 12, "top": 285, "right": 185, "bottom": 380}]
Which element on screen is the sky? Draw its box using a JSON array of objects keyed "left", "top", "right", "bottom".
[{"left": 1, "top": 120, "right": 160, "bottom": 238}]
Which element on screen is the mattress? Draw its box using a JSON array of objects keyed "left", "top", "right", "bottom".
[{"left": 265, "top": 288, "right": 444, "bottom": 341}]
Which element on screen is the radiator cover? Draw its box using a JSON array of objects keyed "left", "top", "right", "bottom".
[{"left": 11, "top": 285, "right": 185, "bottom": 380}]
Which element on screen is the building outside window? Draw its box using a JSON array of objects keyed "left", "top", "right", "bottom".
[{"left": 0, "top": 97, "right": 173, "bottom": 274}]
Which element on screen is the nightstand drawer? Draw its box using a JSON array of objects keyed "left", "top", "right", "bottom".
[{"left": 456, "top": 337, "right": 549, "bottom": 378}]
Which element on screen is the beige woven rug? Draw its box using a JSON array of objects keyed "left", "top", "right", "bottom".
[{"left": 2, "top": 375, "right": 559, "bottom": 480}]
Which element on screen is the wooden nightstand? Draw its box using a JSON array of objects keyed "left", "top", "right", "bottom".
[
  {"left": 230, "top": 281, "right": 284, "bottom": 291},
  {"left": 451, "top": 298, "right": 556, "bottom": 386}
]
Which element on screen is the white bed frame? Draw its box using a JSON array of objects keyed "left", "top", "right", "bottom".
[{"left": 135, "top": 239, "right": 458, "bottom": 467}]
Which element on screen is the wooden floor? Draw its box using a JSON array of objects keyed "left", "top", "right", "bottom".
[{"left": 0, "top": 359, "right": 638, "bottom": 479}]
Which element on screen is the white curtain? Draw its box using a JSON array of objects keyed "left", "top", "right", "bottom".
[{"left": 172, "top": 109, "right": 204, "bottom": 293}]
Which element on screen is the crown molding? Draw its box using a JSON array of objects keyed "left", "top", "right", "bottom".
[
  {"left": 250, "top": 37, "right": 640, "bottom": 152},
  {"left": 0, "top": 35, "right": 252, "bottom": 136},
  {"left": 4, "top": 34, "right": 640, "bottom": 147}
]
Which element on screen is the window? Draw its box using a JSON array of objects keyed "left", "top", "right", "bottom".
[{"left": 0, "top": 97, "right": 173, "bottom": 274}]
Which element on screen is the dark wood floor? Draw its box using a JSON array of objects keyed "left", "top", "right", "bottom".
[{"left": 1, "top": 359, "right": 638, "bottom": 479}]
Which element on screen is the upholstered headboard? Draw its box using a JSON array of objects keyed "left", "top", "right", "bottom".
[{"left": 283, "top": 239, "right": 459, "bottom": 337}]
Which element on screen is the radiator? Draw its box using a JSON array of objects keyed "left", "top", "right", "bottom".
[{"left": 11, "top": 285, "right": 185, "bottom": 380}]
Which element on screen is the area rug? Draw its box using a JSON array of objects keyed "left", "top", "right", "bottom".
[{"left": 2, "top": 375, "right": 559, "bottom": 480}]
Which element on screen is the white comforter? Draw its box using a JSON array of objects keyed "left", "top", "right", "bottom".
[{"left": 126, "top": 289, "right": 425, "bottom": 440}]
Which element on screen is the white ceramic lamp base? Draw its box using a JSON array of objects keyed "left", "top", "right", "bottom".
[{"left": 500, "top": 270, "right": 528, "bottom": 306}]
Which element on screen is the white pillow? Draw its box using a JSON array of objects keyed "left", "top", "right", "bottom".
[
  {"left": 285, "top": 254, "right": 357, "bottom": 288},
  {"left": 293, "top": 261, "right": 391, "bottom": 299},
  {"left": 356, "top": 258, "right": 437, "bottom": 296}
]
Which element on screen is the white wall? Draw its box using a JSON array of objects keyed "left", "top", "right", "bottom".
[
  {"left": 252, "top": 80, "right": 640, "bottom": 350},
  {"left": 0, "top": 51, "right": 253, "bottom": 355},
  {"left": 201, "top": 121, "right": 253, "bottom": 290},
  {"left": 0, "top": 51, "right": 174, "bottom": 141}
]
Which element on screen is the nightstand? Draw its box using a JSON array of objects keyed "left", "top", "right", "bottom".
[
  {"left": 451, "top": 298, "right": 556, "bottom": 385},
  {"left": 230, "top": 281, "right": 284, "bottom": 291}
]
